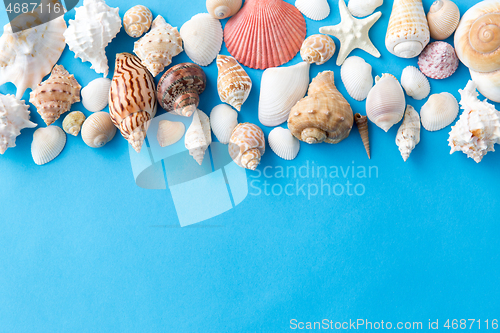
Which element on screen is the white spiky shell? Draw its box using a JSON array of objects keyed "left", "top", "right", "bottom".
[
  {"left": 134, "top": 16, "right": 183, "bottom": 77},
  {"left": 427, "top": 0, "right": 460, "bottom": 40},
  {"left": 81, "top": 112, "right": 116, "bottom": 148},
  {"left": 180, "top": 13, "right": 223, "bottom": 67},
  {"left": 268, "top": 127, "right": 300, "bottom": 160},
  {"left": 469, "top": 69, "right": 500, "bottom": 103},
  {"left": 157, "top": 120, "right": 185, "bottom": 148},
  {"left": 366, "top": 74, "right": 406, "bottom": 132},
  {"left": 206, "top": 0, "right": 242, "bottom": 19},
  {"left": 81, "top": 78, "right": 111, "bottom": 112},
  {"left": 0, "top": 94, "right": 37, "bottom": 154},
  {"left": 123, "top": 5, "right": 153, "bottom": 38},
  {"left": 400, "top": 66, "right": 430, "bottom": 100},
  {"left": 295, "top": 0, "right": 330, "bottom": 21},
  {"left": 31, "top": 126, "right": 66, "bottom": 165},
  {"left": 348, "top": 0, "right": 383, "bottom": 17},
  {"left": 420, "top": 92, "right": 458, "bottom": 131},
  {"left": 210, "top": 104, "right": 238, "bottom": 144},
  {"left": 63, "top": 0, "right": 122, "bottom": 77},
  {"left": 396, "top": 105, "right": 421, "bottom": 162},
  {"left": 259, "top": 62, "right": 310, "bottom": 127},
  {"left": 300, "top": 34, "right": 336, "bottom": 65},
  {"left": 185, "top": 109, "right": 212, "bottom": 165},
  {"left": 341, "top": 56, "right": 374, "bottom": 101},
  {"left": 63, "top": 111, "right": 86, "bottom": 136}
]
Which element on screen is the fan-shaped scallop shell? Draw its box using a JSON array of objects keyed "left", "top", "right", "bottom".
[
  {"left": 418, "top": 41, "right": 459, "bottom": 79},
  {"left": 157, "top": 120, "right": 185, "bottom": 148},
  {"left": 81, "top": 78, "right": 111, "bottom": 112},
  {"left": 228, "top": 122, "right": 266, "bottom": 170},
  {"left": 0, "top": 94, "right": 37, "bottom": 154},
  {"left": 268, "top": 127, "right": 300, "bottom": 160},
  {"left": 31, "top": 126, "right": 66, "bottom": 165},
  {"left": 185, "top": 109, "right": 212, "bottom": 165},
  {"left": 210, "top": 104, "right": 238, "bottom": 144},
  {"left": 420, "top": 92, "right": 459, "bottom": 131},
  {"left": 348, "top": 0, "right": 383, "bottom": 17},
  {"left": 81, "top": 111, "right": 116, "bottom": 148},
  {"left": 427, "top": 0, "right": 460, "bottom": 40},
  {"left": 207, "top": 0, "right": 242, "bottom": 19},
  {"left": 300, "top": 34, "right": 336, "bottom": 65},
  {"left": 396, "top": 105, "right": 421, "bottom": 162},
  {"left": 217, "top": 55, "right": 252, "bottom": 111},
  {"left": 123, "top": 5, "right": 153, "bottom": 38},
  {"left": 295, "top": 0, "right": 330, "bottom": 21},
  {"left": 63, "top": 111, "right": 86, "bottom": 136},
  {"left": 340, "top": 56, "right": 374, "bottom": 101},
  {"left": 400, "top": 66, "right": 430, "bottom": 100}
]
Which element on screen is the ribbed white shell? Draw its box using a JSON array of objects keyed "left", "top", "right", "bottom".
[
  {"left": 0, "top": 94, "right": 37, "bottom": 154},
  {"left": 31, "top": 126, "right": 66, "bottom": 165},
  {"left": 185, "top": 109, "right": 212, "bottom": 165},
  {"left": 400, "top": 66, "right": 430, "bottom": 100},
  {"left": 259, "top": 62, "right": 310, "bottom": 127},
  {"left": 81, "top": 112, "right": 116, "bottom": 148},
  {"left": 81, "top": 78, "right": 111, "bottom": 112},
  {"left": 341, "top": 56, "right": 373, "bottom": 101},
  {"left": 180, "top": 13, "right": 223, "bottom": 67},
  {"left": 421, "top": 92, "right": 458, "bottom": 131},
  {"left": 157, "top": 120, "right": 185, "bottom": 147},
  {"left": 348, "top": 0, "right": 383, "bottom": 17},
  {"left": 210, "top": 104, "right": 238, "bottom": 144},
  {"left": 295, "top": 0, "right": 330, "bottom": 21},
  {"left": 268, "top": 127, "right": 300, "bottom": 160},
  {"left": 427, "top": 0, "right": 460, "bottom": 40}
]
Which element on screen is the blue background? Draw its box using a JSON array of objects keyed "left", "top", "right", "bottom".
[{"left": 1, "top": 0, "right": 499, "bottom": 331}]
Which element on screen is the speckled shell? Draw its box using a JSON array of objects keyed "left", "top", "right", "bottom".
[
  {"left": 295, "top": 0, "right": 330, "bottom": 21},
  {"left": 109, "top": 53, "right": 157, "bottom": 153},
  {"left": 396, "top": 105, "right": 421, "bottom": 162},
  {"left": 400, "top": 66, "right": 430, "bottom": 100},
  {"left": 341, "top": 56, "right": 374, "bottom": 101},
  {"left": 81, "top": 111, "right": 116, "bottom": 148},
  {"left": 348, "top": 0, "right": 383, "bottom": 17},
  {"left": 81, "top": 78, "right": 111, "bottom": 112},
  {"left": 418, "top": 41, "right": 459, "bottom": 79},
  {"left": 210, "top": 104, "right": 238, "bottom": 144},
  {"left": 185, "top": 109, "right": 211, "bottom": 165},
  {"left": 420, "top": 92, "right": 459, "bottom": 131},
  {"left": 31, "top": 126, "right": 66, "bottom": 165},
  {"left": 207, "top": 0, "right": 242, "bottom": 19},
  {"left": 268, "top": 127, "right": 300, "bottom": 160},
  {"left": 300, "top": 34, "right": 336, "bottom": 65},
  {"left": 157, "top": 120, "right": 185, "bottom": 147},
  {"left": 29, "top": 65, "right": 81, "bottom": 126},
  {"left": 288, "top": 71, "right": 353, "bottom": 144},
  {"left": 123, "top": 5, "right": 153, "bottom": 38},
  {"left": 63, "top": 111, "right": 86, "bottom": 136},
  {"left": 217, "top": 55, "right": 252, "bottom": 111},
  {"left": 354, "top": 113, "right": 371, "bottom": 159},
  {"left": 157, "top": 63, "right": 207, "bottom": 117},
  {"left": 427, "top": 0, "right": 460, "bottom": 40},
  {"left": 0, "top": 94, "right": 37, "bottom": 154},
  {"left": 228, "top": 122, "right": 266, "bottom": 170}
]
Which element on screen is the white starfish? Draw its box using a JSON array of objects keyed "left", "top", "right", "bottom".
[{"left": 319, "top": 0, "right": 381, "bottom": 66}]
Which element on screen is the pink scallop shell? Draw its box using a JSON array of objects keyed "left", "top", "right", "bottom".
[{"left": 418, "top": 41, "right": 459, "bottom": 80}]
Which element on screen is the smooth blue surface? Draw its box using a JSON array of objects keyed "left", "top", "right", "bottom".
[{"left": 0, "top": 0, "right": 499, "bottom": 332}]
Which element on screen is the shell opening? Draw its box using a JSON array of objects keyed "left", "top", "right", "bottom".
[
  {"left": 393, "top": 41, "right": 423, "bottom": 58},
  {"left": 470, "top": 15, "right": 500, "bottom": 54}
]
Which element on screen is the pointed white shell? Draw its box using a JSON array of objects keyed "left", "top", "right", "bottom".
[
  {"left": 400, "top": 66, "right": 430, "bottom": 100},
  {"left": 180, "top": 13, "right": 223, "bottom": 67},
  {"left": 420, "top": 92, "right": 458, "bottom": 131},
  {"left": 185, "top": 109, "right": 212, "bottom": 165},
  {"left": 259, "top": 62, "right": 310, "bottom": 127},
  {"left": 81, "top": 78, "right": 111, "bottom": 112},
  {"left": 341, "top": 56, "right": 374, "bottom": 101},
  {"left": 0, "top": 94, "right": 37, "bottom": 154},
  {"left": 210, "top": 104, "right": 238, "bottom": 144},
  {"left": 31, "top": 126, "right": 66, "bottom": 165},
  {"left": 268, "top": 127, "right": 300, "bottom": 160},
  {"left": 396, "top": 105, "right": 421, "bottom": 161},
  {"left": 469, "top": 69, "right": 500, "bottom": 104},
  {"left": 295, "top": 0, "right": 330, "bottom": 21},
  {"left": 427, "top": 0, "right": 460, "bottom": 41},
  {"left": 348, "top": 0, "right": 383, "bottom": 17},
  {"left": 206, "top": 0, "right": 242, "bottom": 19},
  {"left": 81, "top": 112, "right": 116, "bottom": 148},
  {"left": 157, "top": 120, "right": 185, "bottom": 147}
]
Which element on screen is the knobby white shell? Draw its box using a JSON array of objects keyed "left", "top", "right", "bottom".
[
  {"left": 210, "top": 104, "right": 238, "bottom": 144},
  {"left": 81, "top": 111, "right": 116, "bottom": 148},
  {"left": 31, "top": 126, "right": 66, "bottom": 165},
  {"left": 341, "top": 56, "right": 374, "bottom": 101},
  {"left": 180, "top": 13, "right": 223, "bottom": 67},
  {"left": 427, "top": 0, "right": 460, "bottom": 40},
  {"left": 123, "top": 5, "right": 153, "bottom": 38},
  {"left": 295, "top": 0, "right": 330, "bottom": 21},
  {"left": 268, "top": 127, "right": 300, "bottom": 160},
  {"left": 0, "top": 94, "right": 37, "bottom": 154},
  {"left": 400, "top": 66, "right": 430, "bottom": 100},
  {"left": 396, "top": 105, "right": 421, "bottom": 162},
  {"left": 81, "top": 78, "right": 112, "bottom": 112},
  {"left": 157, "top": 120, "right": 185, "bottom": 148},
  {"left": 206, "top": 0, "right": 242, "bottom": 19},
  {"left": 420, "top": 92, "right": 459, "bottom": 131},
  {"left": 259, "top": 62, "right": 310, "bottom": 127},
  {"left": 63, "top": 111, "right": 86, "bottom": 136},
  {"left": 185, "top": 109, "right": 212, "bottom": 165},
  {"left": 348, "top": 0, "right": 383, "bottom": 17}
]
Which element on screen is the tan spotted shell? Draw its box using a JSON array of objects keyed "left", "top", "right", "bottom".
[
  {"left": 229, "top": 123, "right": 265, "bottom": 170},
  {"left": 300, "top": 34, "right": 336, "bottom": 65},
  {"left": 216, "top": 55, "right": 252, "bottom": 111},
  {"left": 123, "top": 5, "right": 153, "bottom": 38}
]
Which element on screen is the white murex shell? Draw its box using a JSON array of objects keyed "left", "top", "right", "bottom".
[
  {"left": 210, "top": 104, "right": 238, "bottom": 144},
  {"left": 157, "top": 120, "right": 185, "bottom": 147},
  {"left": 31, "top": 126, "right": 66, "bottom": 165},
  {"left": 396, "top": 105, "right": 421, "bottom": 162},
  {"left": 81, "top": 112, "right": 116, "bottom": 148},
  {"left": 420, "top": 92, "right": 459, "bottom": 131},
  {"left": 185, "top": 109, "right": 212, "bottom": 165},
  {"left": 348, "top": 0, "right": 383, "bottom": 17},
  {"left": 268, "top": 127, "right": 300, "bottom": 160},
  {"left": 258, "top": 62, "right": 310, "bottom": 127},
  {"left": 64, "top": 0, "right": 122, "bottom": 77},
  {"left": 81, "top": 78, "right": 112, "bottom": 112},
  {"left": 0, "top": 94, "right": 37, "bottom": 154},
  {"left": 400, "top": 66, "right": 430, "bottom": 100},
  {"left": 340, "top": 56, "right": 373, "bottom": 101},
  {"left": 295, "top": 0, "right": 331, "bottom": 21},
  {"left": 180, "top": 13, "right": 223, "bottom": 67}
]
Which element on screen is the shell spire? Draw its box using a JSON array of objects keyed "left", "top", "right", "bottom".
[
  {"left": 216, "top": 55, "right": 252, "bottom": 111},
  {"left": 354, "top": 113, "right": 370, "bottom": 159},
  {"left": 396, "top": 105, "right": 421, "bottom": 162}
]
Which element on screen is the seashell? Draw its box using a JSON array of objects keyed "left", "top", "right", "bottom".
[
  {"left": 109, "top": 53, "right": 157, "bottom": 153},
  {"left": 210, "top": 104, "right": 238, "bottom": 144},
  {"left": 400, "top": 66, "right": 430, "bottom": 100},
  {"left": 259, "top": 62, "right": 310, "bottom": 127},
  {"left": 385, "top": 0, "right": 430, "bottom": 58},
  {"left": 207, "top": 0, "right": 242, "bottom": 19},
  {"left": 448, "top": 80, "right": 500, "bottom": 163},
  {"left": 228, "top": 122, "right": 265, "bottom": 170},
  {"left": 185, "top": 109, "right": 212, "bottom": 165},
  {"left": 31, "top": 126, "right": 66, "bottom": 165},
  {"left": 123, "top": 5, "right": 153, "bottom": 38},
  {"left": 157, "top": 120, "right": 185, "bottom": 148},
  {"left": 180, "top": 13, "right": 223, "bottom": 67},
  {"left": 81, "top": 111, "right": 116, "bottom": 148},
  {"left": 300, "top": 34, "right": 336, "bottom": 65},
  {"left": 81, "top": 78, "right": 111, "bottom": 112},
  {"left": 348, "top": 0, "right": 383, "bottom": 17},
  {"left": 134, "top": 16, "right": 183, "bottom": 77},
  {"left": 63, "top": 0, "right": 122, "bottom": 77},
  {"left": 157, "top": 63, "right": 207, "bottom": 117},
  {"left": 340, "top": 56, "right": 374, "bottom": 101},
  {"left": 288, "top": 71, "right": 353, "bottom": 144},
  {"left": 268, "top": 127, "right": 300, "bottom": 160},
  {"left": 63, "top": 111, "right": 86, "bottom": 136},
  {"left": 354, "top": 113, "right": 371, "bottom": 159},
  {"left": 29, "top": 65, "right": 82, "bottom": 126},
  {"left": 396, "top": 105, "right": 421, "bottom": 162},
  {"left": 224, "top": 0, "right": 307, "bottom": 70},
  {"left": 366, "top": 74, "right": 406, "bottom": 132},
  {"left": 295, "top": 0, "right": 330, "bottom": 21},
  {"left": 420, "top": 92, "right": 459, "bottom": 131},
  {"left": 0, "top": 13, "right": 66, "bottom": 99},
  {"left": 427, "top": 0, "right": 460, "bottom": 40},
  {"left": 418, "top": 41, "right": 459, "bottom": 79},
  {"left": 0, "top": 94, "right": 37, "bottom": 154},
  {"left": 469, "top": 69, "right": 500, "bottom": 103},
  {"left": 216, "top": 55, "right": 252, "bottom": 111}
]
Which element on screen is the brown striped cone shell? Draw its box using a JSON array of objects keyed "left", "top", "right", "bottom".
[
  {"left": 427, "top": 0, "right": 460, "bottom": 40},
  {"left": 288, "top": 71, "right": 354, "bottom": 145},
  {"left": 157, "top": 63, "right": 207, "bottom": 117},
  {"left": 123, "top": 5, "right": 153, "bottom": 38},
  {"left": 354, "top": 113, "right": 371, "bottom": 159},
  {"left": 216, "top": 55, "right": 252, "bottom": 111},
  {"left": 29, "top": 65, "right": 81, "bottom": 126},
  {"left": 109, "top": 53, "right": 157, "bottom": 153},
  {"left": 229, "top": 122, "right": 265, "bottom": 170}
]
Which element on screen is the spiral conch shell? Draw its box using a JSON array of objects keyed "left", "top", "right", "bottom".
[
  {"left": 217, "top": 55, "right": 252, "bottom": 111},
  {"left": 396, "top": 105, "right": 421, "bottom": 162},
  {"left": 288, "top": 71, "right": 353, "bottom": 144},
  {"left": 63, "top": 111, "right": 86, "bottom": 136},
  {"left": 123, "top": 5, "right": 153, "bottom": 38},
  {"left": 229, "top": 123, "right": 266, "bottom": 170},
  {"left": 427, "top": 0, "right": 460, "bottom": 40},
  {"left": 300, "top": 34, "right": 336, "bottom": 65},
  {"left": 185, "top": 109, "right": 211, "bottom": 165},
  {"left": 0, "top": 94, "right": 37, "bottom": 154},
  {"left": 207, "top": 0, "right": 242, "bottom": 19}
]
